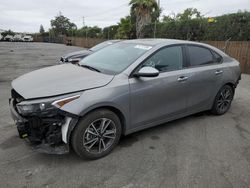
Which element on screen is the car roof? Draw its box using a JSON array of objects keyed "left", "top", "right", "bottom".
[
  {"left": 106, "top": 39, "right": 121, "bottom": 43},
  {"left": 122, "top": 38, "right": 228, "bottom": 56},
  {"left": 123, "top": 38, "right": 205, "bottom": 46}
]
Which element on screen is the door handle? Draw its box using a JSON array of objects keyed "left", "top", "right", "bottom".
[
  {"left": 215, "top": 70, "right": 223, "bottom": 75},
  {"left": 177, "top": 76, "right": 188, "bottom": 82}
]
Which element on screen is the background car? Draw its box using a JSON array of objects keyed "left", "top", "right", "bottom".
[
  {"left": 4, "top": 35, "right": 14, "bottom": 41},
  {"left": 22, "top": 35, "right": 33, "bottom": 42},
  {"left": 59, "top": 39, "right": 120, "bottom": 64},
  {"left": 10, "top": 39, "right": 241, "bottom": 159},
  {"left": 13, "top": 34, "right": 23, "bottom": 42}
]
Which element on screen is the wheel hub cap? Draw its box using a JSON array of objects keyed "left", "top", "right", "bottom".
[
  {"left": 83, "top": 118, "right": 116, "bottom": 154},
  {"left": 217, "top": 88, "right": 232, "bottom": 112}
]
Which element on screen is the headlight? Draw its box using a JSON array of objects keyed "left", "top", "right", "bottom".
[
  {"left": 16, "top": 102, "right": 56, "bottom": 116},
  {"left": 16, "top": 94, "right": 80, "bottom": 116}
]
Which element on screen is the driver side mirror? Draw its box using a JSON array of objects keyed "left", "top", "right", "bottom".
[
  {"left": 134, "top": 66, "right": 159, "bottom": 78},
  {"left": 69, "top": 58, "right": 81, "bottom": 64}
]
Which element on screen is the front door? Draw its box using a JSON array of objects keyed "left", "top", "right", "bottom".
[{"left": 129, "top": 45, "right": 189, "bottom": 130}]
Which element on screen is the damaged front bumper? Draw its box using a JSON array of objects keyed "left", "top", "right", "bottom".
[{"left": 9, "top": 98, "right": 78, "bottom": 154}]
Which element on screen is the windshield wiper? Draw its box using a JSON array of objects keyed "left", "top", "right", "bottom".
[{"left": 80, "top": 65, "right": 101, "bottom": 72}]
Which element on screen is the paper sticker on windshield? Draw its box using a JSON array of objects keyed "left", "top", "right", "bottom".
[{"left": 134, "top": 45, "right": 152, "bottom": 50}]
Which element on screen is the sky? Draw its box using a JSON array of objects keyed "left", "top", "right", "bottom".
[{"left": 0, "top": 0, "right": 250, "bottom": 33}]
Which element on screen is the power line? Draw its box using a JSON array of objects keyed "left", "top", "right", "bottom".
[
  {"left": 70, "top": 2, "right": 129, "bottom": 26},
  {"left": 160, "top": 0, "right": 200, "bottom": 6},
  {"left": 84, "top": 2, "right": 129, "bottom": 18}
]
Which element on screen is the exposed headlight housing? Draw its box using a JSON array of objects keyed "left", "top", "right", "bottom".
[
  {"left": 16, "top": 102, "right": 56, "bottom": 116},
  {"left": 16, "top": 94, "right": 80, "bottom": 116}
]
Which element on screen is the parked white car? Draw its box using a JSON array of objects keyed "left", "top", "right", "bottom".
[
  {"left": 22, "top": 35, "right": 33, "bottom": 42},
  {"left": 0, "top": 33, "right": 2, "bottom": 40},
  {"left": 4, "top": 35, "right": 14, "bottom": 41},
  {"left": 13, "top": 34, "right": 23, "bottom": 42}
]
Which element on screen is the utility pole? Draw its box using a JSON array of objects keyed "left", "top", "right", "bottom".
[
  {"left": 83, "top": 16, "right": 88, "bottom": 45},
  {"left": 108, "top": 27, "right": 110, "bottom": 40},
  {"left": 153, "top": 0, "right": 160, "bottom": 38},
  {"left": 82, "top": 16, "right": 85, "bottom": 27}
]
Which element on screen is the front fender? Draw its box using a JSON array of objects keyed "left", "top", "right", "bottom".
[{"left": 60, "top": 77, "right": 130, "bottom": 137}]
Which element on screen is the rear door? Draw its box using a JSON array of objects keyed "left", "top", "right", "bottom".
[{"left": 184, "top": 45, "right": 224, "bottom": 112}]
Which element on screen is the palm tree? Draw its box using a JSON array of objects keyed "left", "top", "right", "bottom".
[{"left": 130, "top": 0, "right": 159, "bottom": 38}]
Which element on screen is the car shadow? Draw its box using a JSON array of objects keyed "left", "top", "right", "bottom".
[
  {"left": 15, "top": 111, "right": 211, "bottom": 163},
  {"left": 118, "top": 111, "right": 211, "bottom": 148}
]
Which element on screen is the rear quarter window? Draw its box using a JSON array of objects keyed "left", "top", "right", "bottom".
[
  {"left": 211, "top": 50, "right": 223, "bottom": 63},
  {"left": 188, "top": 45, "right": 214, "bottom": 67}
]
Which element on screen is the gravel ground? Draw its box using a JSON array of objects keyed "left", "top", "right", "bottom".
[{"left": 0, "top": 42, "right": 250, "bottom": 188}]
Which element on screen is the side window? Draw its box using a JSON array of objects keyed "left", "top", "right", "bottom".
[
  {"left": 188, "top": 46, "right": 214, "bottom": 67},
  {"left": 212, "top": 51, "right": 223, "bottom": 63},
  {"left": 143, "top": 46, "right": 183, "bottom": 72}
]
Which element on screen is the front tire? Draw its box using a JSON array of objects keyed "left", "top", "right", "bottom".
[
  {"left": 71, "top": 109, "right": 121, "bottom": 159},
  {"left": 211, "top": 85, "right": 234, "bottom": 115}
]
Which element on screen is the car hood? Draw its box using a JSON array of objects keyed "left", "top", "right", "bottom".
[
  {"left": 62, "top": 50, "right": 91, "bottom": 59},
  {"left": 12, "top": 64, "right": 114, "bottom": 99}
]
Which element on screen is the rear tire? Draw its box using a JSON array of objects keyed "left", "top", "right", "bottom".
[
  {"left": 71, "top": 109, "right": 121, "bottom": 159},
  {"left": 211, "top": 85, "right": 234, "bottom": 115}
]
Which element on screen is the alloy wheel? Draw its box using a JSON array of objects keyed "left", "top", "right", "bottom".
[
  {"left": 217, "top": 87, "right": 233, "bottom": 113},
  {"left": 83, "top": 118, "right": 116, "bottom": 154}
]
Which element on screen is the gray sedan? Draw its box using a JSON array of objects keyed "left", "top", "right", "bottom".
[
  {"left": 9, "top": 39, "right": 241, "bottom": 159},
  {"left": 59, "top": 40, "right": 120, "bottom": 64}
]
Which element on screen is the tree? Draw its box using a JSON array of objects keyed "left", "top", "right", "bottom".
[
  {"left": 87, "top": 26, "right": 102, "bottom": 38},
  {"left": 176, "top": 8, "right": 201, "bottom": 21},
  {"left": 39, "top": 24, "right": 45, "bottom": 33},
  {"left": 129, "top": 0, "right": 159, "bottom": 38},
  {"left": 115, "top": 16, "right": 133, "bottom": 39},
  {"left": 175, "top": 8, "right": 204, "bottom": 40},
  {"left": 74, "top": 26, "right": 102, "bottom": 38},
  {"left": 50, "top": 12, "right": 76, "bottom": 36},
  {"left": 1, "top": 29, "right": 15, "bottom": 37},
  {"left": 103, "top": 25, "right": 119, "bottom": 39},
  {"left": 162, "top": 14, "right": 176, "bottom": 22},
  {"left": 204, "top": 11, "right": 250, "bottom": 41}
]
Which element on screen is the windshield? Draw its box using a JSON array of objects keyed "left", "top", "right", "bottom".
[
  {"left": 80, "top": 43, "right": 152, "bottom": 75},
  {"left": 90, "top": 41, "right": 115, "bottom": 52}
]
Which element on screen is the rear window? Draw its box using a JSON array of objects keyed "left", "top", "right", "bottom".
[{"left": 188, "top": 46, "right": 214, "bottom": 66}]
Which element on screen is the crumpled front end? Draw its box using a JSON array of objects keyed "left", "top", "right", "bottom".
[{"left": 9, "top": 89, "right": 79, "bottom": 154}]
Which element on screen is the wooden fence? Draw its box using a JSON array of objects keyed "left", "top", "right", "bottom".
[
  {"left": 203, "top": 41, "right": 250, "bottom": 74},
  {"left": 65, "top": 37, "right": 106, "bottom": 48},
  {"left": 33, "top": 36, "right": 105, "bottom": 47}
]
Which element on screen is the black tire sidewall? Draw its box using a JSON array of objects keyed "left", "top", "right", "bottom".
[{"left": 71, "top": 109, "right": 122, "bottom": 159}]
